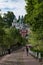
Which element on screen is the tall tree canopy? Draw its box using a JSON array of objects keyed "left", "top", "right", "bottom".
[
  {"left": 25, "top": 0, "right": 43, "bottom": 51},
  {"left": 3, "top": 11, "right": 15, "bottom": 27},
  {"left": 25, "top": 0, "right": 43, "bottom": 36},
  {"left": 0, "top": 15, "right": 5, "bottom": 28}
]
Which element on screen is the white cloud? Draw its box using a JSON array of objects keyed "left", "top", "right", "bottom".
[{"left": 0, "top": 0, "right": 26, "bottom": 18}]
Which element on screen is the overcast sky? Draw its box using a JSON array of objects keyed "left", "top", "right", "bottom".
[{"left": 0, "top": 0, "right": 26, "bottom": 18}]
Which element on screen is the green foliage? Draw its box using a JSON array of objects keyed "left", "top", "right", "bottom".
[
  {"left": 3, "top": 11, "right": 15, "bottom": 27},
  {"left": 0, "top": 28, "right": 6, "bottom": 49},
  {"left": 25, "top": 0, "right": 43, "bottom": 51},
  {"left": 0, "top": 27, "right": 26, "bottom": 50},
  {"left": 17, "top": 16, "right": 20, "bottom": 22},
  {"left": 25, "top": 0, "right": 43, "bottom": 31},
  {"left": 0, "top": 16, "right": 5, "bottom": 28},
  {"left": 0, "top": 12, "right": 26, "bottom": 50}
]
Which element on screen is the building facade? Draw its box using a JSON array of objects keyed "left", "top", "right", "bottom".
[{"left": 12, "top": 16, "right": 29, "bottom": 38}]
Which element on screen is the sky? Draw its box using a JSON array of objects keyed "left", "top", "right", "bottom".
[{"left": 0, "top": 0, "right": 26, "bottom": 18}]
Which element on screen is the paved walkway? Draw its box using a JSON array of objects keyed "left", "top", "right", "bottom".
[{"left": 0, "top": 48, "right": 40, "bottom": 65}]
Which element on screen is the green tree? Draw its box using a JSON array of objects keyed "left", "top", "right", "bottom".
[
  {"left": 25, "top": 0, "right": 43, "bottom": 31},
  {"left": 0, "top": 15, "right": 5, "bottom": 28},
  {"left": 3, "top": 11, "right": 15, "bottom": 27},
  {"left": 17, "top": 16, "right": 20, "bottom": 22},
  {"left": 0, "top": 28, "right": 6, "bottom": 50},
  {"left": 25, "top": 0, "right": 43, "bottom": 51}
]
